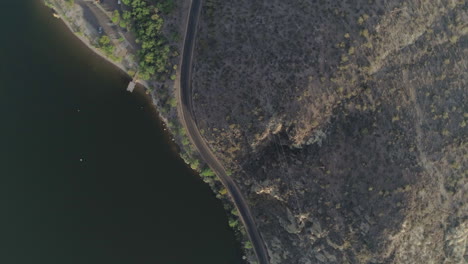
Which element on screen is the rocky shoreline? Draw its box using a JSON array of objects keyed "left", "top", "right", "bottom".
[{"left": 45, "top": 0, "right": 138, "bottom": 75}]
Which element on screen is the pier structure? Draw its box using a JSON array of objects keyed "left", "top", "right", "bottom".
[
  {"left": 126, "top": 80, "right": 136, "bottom": 92},
  {"left": 126, "top": 71, "right": 139, "bottom": 92}
]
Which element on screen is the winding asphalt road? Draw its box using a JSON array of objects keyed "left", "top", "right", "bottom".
[{"left": 176, "top": 1, "right": 270, "bottom": 264}]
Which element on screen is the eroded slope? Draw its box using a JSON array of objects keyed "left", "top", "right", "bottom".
[{"left": 192, "top": 0, "right": 467, "bottom": 263}]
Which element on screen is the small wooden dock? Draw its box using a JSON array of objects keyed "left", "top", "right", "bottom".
[
  {"left": 127, "top": 71, "right": 139, "bottom": 93},
  {"left": 126, "top": 81, "right": 136, "bottom": 92}
]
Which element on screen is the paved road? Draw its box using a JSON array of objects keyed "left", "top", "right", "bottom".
[{"left": 176, "top": 1, "right": 270, "bottom": 264}]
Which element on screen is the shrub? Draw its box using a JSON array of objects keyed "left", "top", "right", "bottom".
[
  {"left": 189, "top": 159, "right": 200, "bottom": 170},
  {"left": 200, "top": 168, "right": 215, "bottom": 177},
  {"left": 111, "top": 10, "right": 120, "bottom": 24},
  {"left": 98, "top": 35, "right": 115, "bottom": 55},
  {"left": 244, "top": 241, "right": 253, "bottom": 249},
  {"left": 228, "top": 219, "right": 238, "bottom": 228}
]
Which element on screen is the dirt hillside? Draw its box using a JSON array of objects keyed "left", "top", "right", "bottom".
[{"left": 192, "top": 0, "right": 467, "bottom": 263}]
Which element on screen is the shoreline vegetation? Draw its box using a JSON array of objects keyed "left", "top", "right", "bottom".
[
  {"left": 43, "top": 0, "right": 255, "bottom": 261},
  {"left": 118, "top": 0, "right": 175, "bottom": 81},
  {"left": 44, "top": 0, "right": 133, "bottom": 79}
]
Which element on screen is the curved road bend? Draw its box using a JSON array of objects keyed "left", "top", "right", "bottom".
[{"left": 176, "top": 1, "right": 270, "bottom": 264}]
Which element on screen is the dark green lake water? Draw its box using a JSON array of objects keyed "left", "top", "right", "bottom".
[{"left": 0, "top": 1, "right": 241, "bottom": 263}]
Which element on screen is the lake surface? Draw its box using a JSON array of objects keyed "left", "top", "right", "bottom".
[{"left": 0, "top": 1, "right": 242, "bottom": 263}]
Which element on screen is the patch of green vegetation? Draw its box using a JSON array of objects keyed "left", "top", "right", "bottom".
[
  {"left": 200, "top": 168, "right": 216, "bottom": 177},
  {"left": 181, "top": 153, "right": 200, "bottom": 171},
  {"left": 120, "top": 0, "right": 176, "bottom": 80},
  {"left": 244, "top": 241, "right": 253, "bottom": 249},
  {"left": 111, "top": 10, "right": 120, "bottom": 24},
  {"left": 228, "top": 219, "right": 238, "bottom": 228},
  {"left": 109, "top": 54, "right": 123, "bottom": 63},
  {"left": 127, "top": 70, "right": 136, "bottom": 76},
  {"left": 65, "top": 0, "right": 74, "bottom": 7},
  {"left": 189, "top": 158, "right": 200, "bottom": 170},
  {"left": 149, "top": 0, "right": 175, "bottom": 13},
  {"left": 218, "top": 188, "right": 227, "bottom": 195},
  {"left": 119, "top": 19, "right": 127, "bottom": 29},
  {"left": 168, "top": 97, "right": 177, "bottom": 108},
  {"left": 98, "top": 35, "right": 115, "bottom": 55},
  {"left": 231, "top": 208, "right": 239, "bottom": 216},
  {"left": 43, "top": 0, "right": 54, "bottom": 8},
  {"left": 182, "top": 137, "right": 190, "bottom": 146}
]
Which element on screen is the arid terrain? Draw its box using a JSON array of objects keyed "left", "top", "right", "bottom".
[
  {"left": 44, "top": 0, "right": 467, "bottom": 263},
  {"left": 192, "top": 0, "right": 468, "bottom": 263}
]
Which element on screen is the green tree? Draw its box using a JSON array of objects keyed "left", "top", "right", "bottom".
[
  {"left": 99, "top": 35, "right": 110, "bottom": 46},
  {"left": 168, "top": 97, "right": 177, "bottom": 108},
  {"left": 244, "top": 241, "right": 253, "bottom": 249},
  {"left": 228, "top": 219, "right": 238, "bottom": 228},
  {"left": 119, "top": 0, "right": 175, "bottom": 80},
  {"left": 200, "top": 168, "right": 215, "bottom": 177},
  {"left": 190, "top": 159, "right": 200, "bottom": 170},
  {"left": 98, "top": 36, "right": 114, "bottom": 55},
  {"left": 119, "top": 20, "right": 127, "bottom": 29},
  {"left": 111, "top": 10, "right": 120, "bottom": 24}
]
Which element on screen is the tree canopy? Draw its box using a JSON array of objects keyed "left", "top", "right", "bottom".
[{"left": 120, "top": 0, "right": 175, "bottom": 80}]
